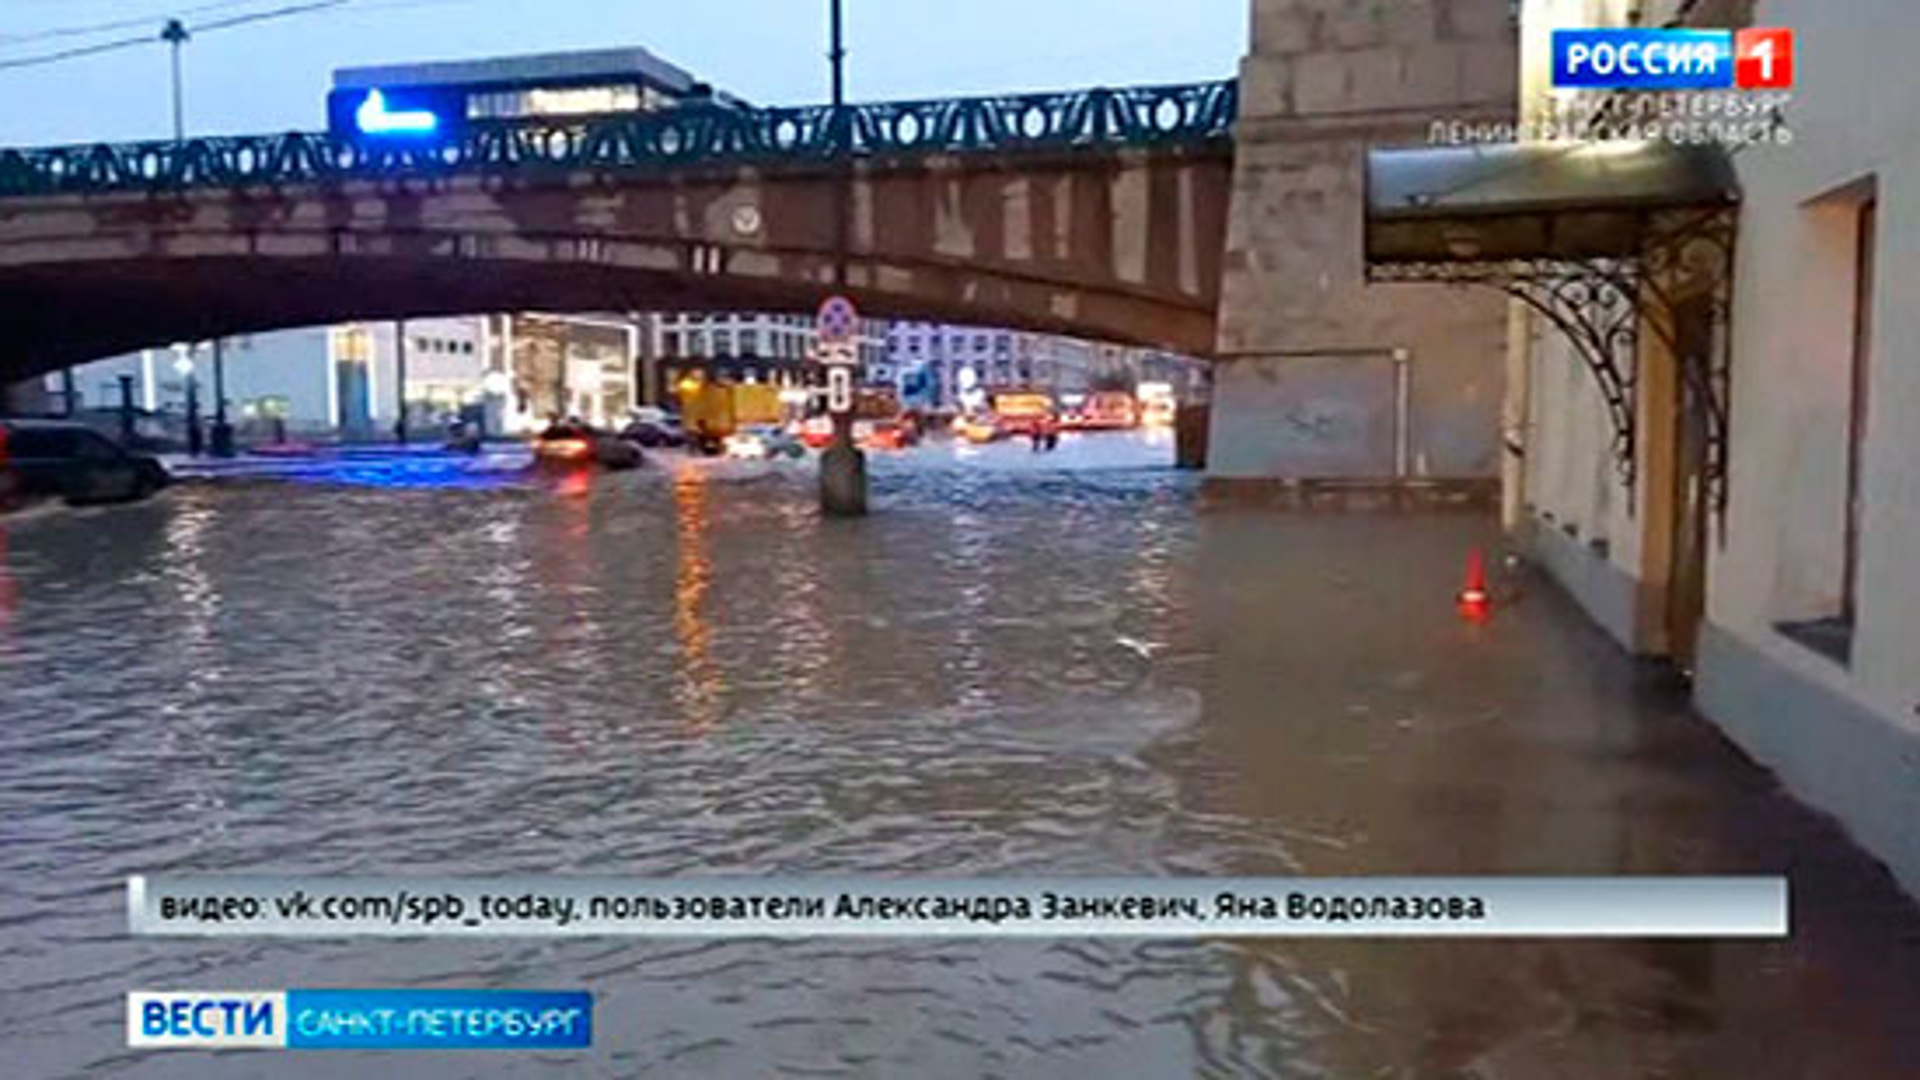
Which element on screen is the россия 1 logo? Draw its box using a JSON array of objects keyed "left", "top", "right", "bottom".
[{"left": 1552, "top": 28, "right": 1794, "bottom": 90}]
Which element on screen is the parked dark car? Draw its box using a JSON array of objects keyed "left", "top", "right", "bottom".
[
  {"left": 618, "top": 408, "right": 687, "bottom": 449},
  {"left": 532, "top": 420, "right": 643, "bottom": 471},
  {"left": 0, "top": 420, "right": 170, "bottom": 505}
]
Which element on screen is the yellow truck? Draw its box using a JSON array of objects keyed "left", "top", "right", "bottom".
[{"left": 677, "top": 380, "right": 783, "bottom": 453}]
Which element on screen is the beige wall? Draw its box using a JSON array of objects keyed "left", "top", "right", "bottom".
[
  {"left": 1512, "top": 0, "right": 1920, "bottom": 891},
  {"left": 1697, "top": 0, "right": 1920, "bottom": 894},
  {"left": 1715, "top": 0, "right": 1920, "bottom": 722},
  {"left": 1210, "top": 0, "right": 1517, "bottom": 482}
]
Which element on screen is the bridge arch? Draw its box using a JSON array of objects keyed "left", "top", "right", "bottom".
[{"left": 0, "top": 83, "right": 1236, "bottom": 380}]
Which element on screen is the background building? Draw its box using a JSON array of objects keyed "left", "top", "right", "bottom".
[
  {"left": 44, "top": 313, "right": 639, "bottom": 440},
  {"left": 328, "top": 44, "right": 744, "bottom": 136},
  {"left": 647, "top": 312, "right": 888, "bottom": 406},
  {"left": 883, "top": 322, "right": 1205, "bottom": 409}
]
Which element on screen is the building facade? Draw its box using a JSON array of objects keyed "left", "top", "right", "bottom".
[
  {"left": 882, "top": 322, "right": 1205, "bottom": 410},
  {"left": 647, "top": 312, "right": 889, "bottom": 406},
  {"left": 328, "top": 44, "right": 743, "bottom": 136},
  {"left": 46, "top": 313, "right": 641, "bottom": 440},
  {"left": 1500, "top": 0, "right": 1920, "bottom": 896},
  {"left": 1696, "top": 0, "right": 1920, "bottom": 899},
  {"left": 47, "top": 312, "right": 1210, "bottom": 438}
]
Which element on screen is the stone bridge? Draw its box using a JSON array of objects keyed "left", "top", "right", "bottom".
[{"left": 0, "top": 82, "right": 1235, "bottom": 380}]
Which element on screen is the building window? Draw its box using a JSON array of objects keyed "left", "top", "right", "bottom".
[
  {"left": 1775, "top": 182, "right": 1878, "bottom": 666},
  {"left": 467, "top": 83, "right": 645, "bottom": 120},
  {"left": 1843, "top": 198, "right": 1877, "bottom": 626},
  {"left": 527, "top": 84, "right": 642, "bottom": 117},
  {"left": 334, "top": 326, "right": 374, "bottom": 363}
]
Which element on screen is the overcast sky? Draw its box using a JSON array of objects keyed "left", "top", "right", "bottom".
[{"left": 0, "top": 0, "right": 1248, "bottom": 146}]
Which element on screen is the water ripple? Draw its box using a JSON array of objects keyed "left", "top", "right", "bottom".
[{"left": 3, "top": 440, "right": 1917, "bottom": 1077}]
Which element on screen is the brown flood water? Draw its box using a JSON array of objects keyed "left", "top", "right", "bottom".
[{"left": 1, "top": 435, "right": 1916, "bottom": 1077}]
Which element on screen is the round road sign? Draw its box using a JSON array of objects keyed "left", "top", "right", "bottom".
[{"left": 816, "top": 295, "right": 859, "bottom": 342}]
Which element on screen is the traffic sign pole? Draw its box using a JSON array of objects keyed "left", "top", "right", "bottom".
[
  {"left": 827, "top": 367, "right": 854, "bottom": 414},
  {"left": 815, "top": 294, "right": 868, "bottom": 517}
]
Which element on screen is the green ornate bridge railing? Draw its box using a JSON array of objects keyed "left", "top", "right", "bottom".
[{"left": 0, "top": 80, "right": 1236, "bottom": 198}]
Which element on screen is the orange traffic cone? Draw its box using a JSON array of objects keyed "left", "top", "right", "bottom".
[{"left": 1456, "top": 548, "right": 1491, "bottom": 622}]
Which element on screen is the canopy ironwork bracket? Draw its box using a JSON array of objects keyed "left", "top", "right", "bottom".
[
  {"left": 1503, "top": 260, "right": 1641, "bottom": 494},
  {"left": 1633, "top": 207, "right": 1739, "bottom": 529},
  {"left": 1368, "top": 256, "right": 1642, "bottom": 496},
  {"left": 1366, "top": 205, "right": 1737, "bottom": 530}
]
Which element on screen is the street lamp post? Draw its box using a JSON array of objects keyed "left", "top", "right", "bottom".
[
  {"left": 161, "top": 19, "right": 190, "bottom": 143},
  {"left": 830, "top": 0, "right": 845, "bottom": 107},
  {"left": 175, "top": 347, "right": 203, "bottom": 456},
  {"left": 818, "top": 0, "right": 868, "bottom": 516},
  {"left": 118, "top": 376, "right": 138, "bottom": 444},
  {"left": 829, "top": 0, "right": 849, "bottom": 288},
  {"left": 393, "top": 320, "right": 410, "bottom": 445},
  {"left": 209, "top": 337, "right": 234, "bottom": 456}
]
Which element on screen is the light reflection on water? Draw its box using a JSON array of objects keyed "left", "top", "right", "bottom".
[
  {"left": 0, "top": 437, "right": 1917, "bottom": 1077},
  {"left": 671, "top": 470, "right": 722, "bottom": 738}
]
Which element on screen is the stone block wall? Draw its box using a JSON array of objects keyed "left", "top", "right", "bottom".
[{"left": 1211, "top": 0, "right": 1519, "bottom": 485}]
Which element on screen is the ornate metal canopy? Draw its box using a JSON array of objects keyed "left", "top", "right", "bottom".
[{"left": 1364, "top": 141, "right": 1739, "bottom": 521}]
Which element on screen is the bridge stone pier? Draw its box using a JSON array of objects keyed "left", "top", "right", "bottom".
[{"left": 1208, "top": 0, "right": 1518, "bottom": 501}]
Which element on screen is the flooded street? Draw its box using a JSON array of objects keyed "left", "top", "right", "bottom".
[{"left": 2, "top": 432, "right": 1918, "bottom": 1077}]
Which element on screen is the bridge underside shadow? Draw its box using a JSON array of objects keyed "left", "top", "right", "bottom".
[{"left": 0, "top": 247, "right": 1210, "bottom": 381}]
